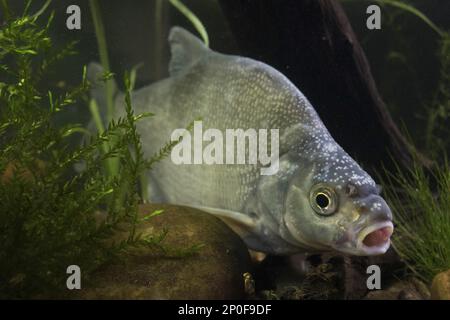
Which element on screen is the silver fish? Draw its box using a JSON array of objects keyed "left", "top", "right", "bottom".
[{"left": 89, "top": 26, "right": 393, "bottom": 256}]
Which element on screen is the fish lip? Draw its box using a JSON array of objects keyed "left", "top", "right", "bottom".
[
  {"left": 331, "top": 220, "right": 393, "bottom": 256},
  {"left": 356, "top": 220, "right": 394, "bottom": 255}
]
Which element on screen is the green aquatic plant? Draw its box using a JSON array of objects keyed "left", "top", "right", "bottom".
[
  {"left": 373, "top": 0, "right": 450, "bottom": 157},
  {"left": 152, "top": 0, "right": 166, "bottom": 79},
  {"left": 425, "top": 32, "right": 450, "bottom": 157},
  {"left": 88, "top": 0, "right": 118, "bottom": 178},
  {"left": 382, "top": 159, "right": 450, "bottom": 283},
  {"left": 342, "top": 0, "right": 443, "bottom": 36},
  {"left": 342, "top": 0, "right": 450, "bottom": 157},
  {"left": 0, "top": 1, "right": 170, "bottom": 298},
  {"left": 169, "top": 0, "right": 209, "bottom": 47},
  {"left": 87, "top": 0, "right": 207, "bottom": 202},
  {"left": 374, "top": 0, "right": 444, "bottom": 37}
]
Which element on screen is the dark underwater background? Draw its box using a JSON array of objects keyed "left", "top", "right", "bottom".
[
  {"left": 4, "top": 0, "right": 449, "bottom": 151},
  {"left": 0, "top": 0, "right": 449, "bottom": 300}
]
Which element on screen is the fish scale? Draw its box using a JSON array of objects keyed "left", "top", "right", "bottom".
[{"left": 127, "top": 52, "right": 302, "bottom": 211}]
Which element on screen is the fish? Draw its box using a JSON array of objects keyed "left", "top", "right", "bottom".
[{"left": 88, "top": 26, "right": 394, "bottom": 256}]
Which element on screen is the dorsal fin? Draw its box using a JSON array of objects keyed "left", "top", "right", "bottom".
[{"left": 168, "top": 26, "right": 209, "bottom": 76}]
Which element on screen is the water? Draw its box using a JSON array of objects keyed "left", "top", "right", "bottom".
[{"left": 0, "top": 0, "right": 448, "bottom": 300}]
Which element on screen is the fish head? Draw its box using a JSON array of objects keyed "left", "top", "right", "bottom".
[{"left": 283, "top": 150, "right": 393, "bottom": 256}]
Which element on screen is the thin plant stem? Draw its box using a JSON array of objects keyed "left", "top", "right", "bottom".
[
  {"left": 88, "top": 0, "right": 119, "bottom": 176},
  {"left": 169, "top": 0, "right": 209, "bottom": 47},
  {"left": 88, "top": 0, "right": 115, "bottom": 119},
  {"left": 377, "top": 0, "right": 444, "bottom": 37},
  {"left": 153, "top": 0, "right": 165, "bottom": 79}
]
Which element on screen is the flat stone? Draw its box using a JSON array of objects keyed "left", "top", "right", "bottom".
[{"left": 73, "top": 204, "right": 252, "bottom": 299}]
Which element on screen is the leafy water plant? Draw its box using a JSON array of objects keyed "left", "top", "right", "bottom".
[
  {"left": 374, "top": 0, "right": 444, "bottom": 37},
  {"left": 425, "top": 32, "right": 450, "bottom": 158},
  {"left": 88, "top": 0, "right": 118, "bottom": 178},
  {"left": 87, "top": 0, "right": 208, "bottom": 202},
  {"left": 382, "top": 159, "right": 450, "bottom": 283},
  {"left": 0, "top": 1, "right": 169, "bottom": 298},
  {"left": 342, "top": 0, "right": 450, "bottom": 157},
  {"left": 373, "top": 0, "right": 450, "bottom": 157}
]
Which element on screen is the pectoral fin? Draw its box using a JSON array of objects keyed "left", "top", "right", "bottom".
[{"left": 188, "top": 205, "right": 258, "bottom": 238}]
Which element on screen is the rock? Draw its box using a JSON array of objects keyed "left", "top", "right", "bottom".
[
  {"left": 431, "top": 270, "right": 450, "bottom": 300},
  {"left": 1, "top": 160, "right": 46, "bottom": 183},
  {"left": 252, "top": 252, "right": 424, "bottom": 300},
  {"left": 364, "top": 278, "right": 430, "bottom": 300},
  {"left": 73, "top": 204, "right": 253, "bottom": 299},
  {"left": 252, "top": 254, "right": 341, "bottom": 300},
  {"left": 306, "top": 253, "right": 369, "bottom": 300}
]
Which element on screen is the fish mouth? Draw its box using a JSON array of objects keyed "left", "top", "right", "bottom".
[{"left": 356, "top": 221, "right": 394, "bottom": 255}]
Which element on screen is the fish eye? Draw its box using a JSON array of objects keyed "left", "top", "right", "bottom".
[
  {"left": 315, "top": 193, "right": 330, "bottom": 208},
  {"left": 309, "top": 184, "right": 338, "bottom": 216}
]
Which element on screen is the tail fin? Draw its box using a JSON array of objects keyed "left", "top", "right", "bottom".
[{"left": 168, "top": 26, "right": 209, "bottom": 76}]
